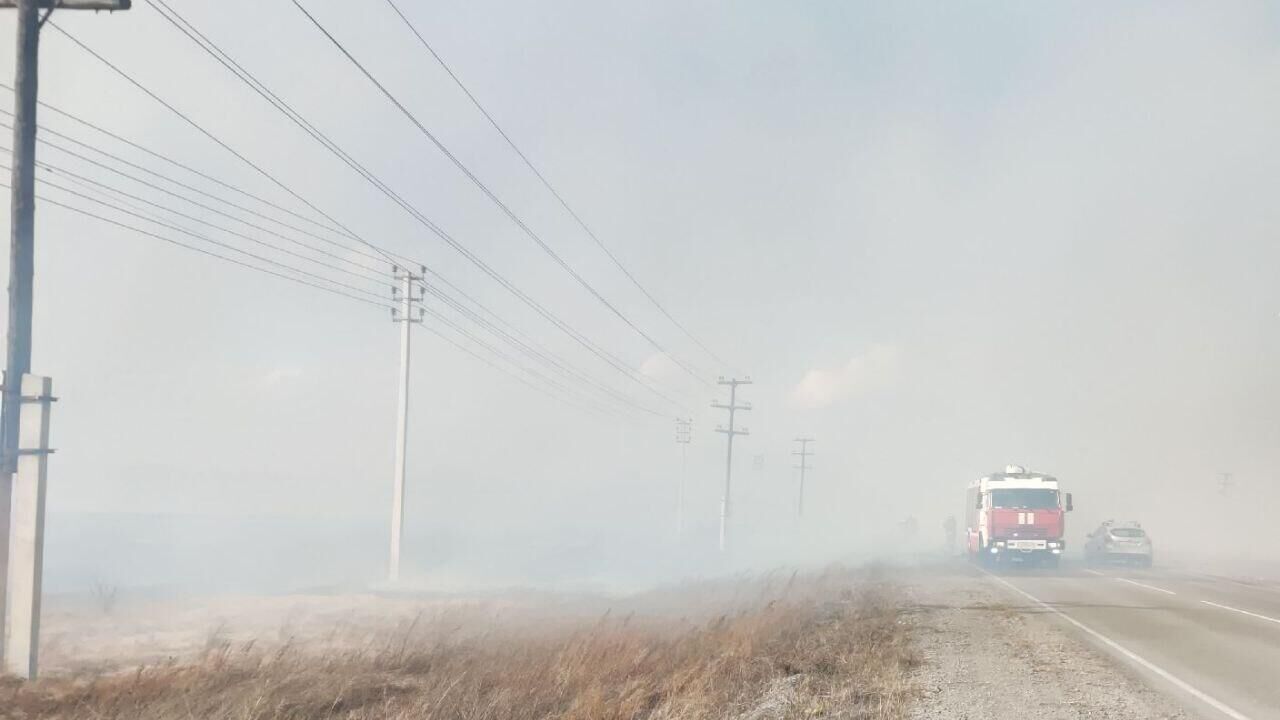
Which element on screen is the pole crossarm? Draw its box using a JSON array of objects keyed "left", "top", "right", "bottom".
[
  {"left": 675, "top": 416, "right": 691, "bottom": 443},
  {"left": 674, "top": 417, "right": 691, "bottom": 444}
]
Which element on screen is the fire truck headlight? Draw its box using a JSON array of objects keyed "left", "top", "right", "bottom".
[
  {"left": 1047, "top": 541, "right": 1061, "bottom": 548},
  {"left": 990, "top": 546, "right": 1000, "bottom": 554},
  {"left": 1051, "top": 548, "right": 1062, "bottom": 555}
]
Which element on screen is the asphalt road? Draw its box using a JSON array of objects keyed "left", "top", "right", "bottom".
[{"left": 983, "top": 560, "right": 1280, "bottom": 720}]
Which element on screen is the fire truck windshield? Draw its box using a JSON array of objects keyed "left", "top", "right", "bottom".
[{"left": 990, "top": 488, "right": 1059, "bottom": 509}]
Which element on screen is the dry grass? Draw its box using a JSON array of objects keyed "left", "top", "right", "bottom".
[{"left": 0, "top": 567, "right": 916, "bottom": 720}]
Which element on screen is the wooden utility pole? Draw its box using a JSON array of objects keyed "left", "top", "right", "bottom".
[{"left": 0, "top": 0, "right": 129, "bottom": 676}]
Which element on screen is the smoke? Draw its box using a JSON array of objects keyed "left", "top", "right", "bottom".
[
  {"left": 788, "top": 344, "right": 900, "bottom": 410},
  {"left": 2, "top": 0, "right": 1278, "bottom": 597}
]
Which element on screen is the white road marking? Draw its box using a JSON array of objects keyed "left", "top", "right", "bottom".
[
  {"left": 1209, "top": 576, "right": 1280, "bottom": 595},
  {"left": 1084, "top": 568, "right": 1106, "bottom": 576},
  {"left": 1201, "top": 600, "right": 1280, "bottom": 627},
  {"left": 981, "top": 569, "right": 1253, "bottom": 720},
  {"left": 1117, "top": 577, "right": 1176, "bottom": 596}
]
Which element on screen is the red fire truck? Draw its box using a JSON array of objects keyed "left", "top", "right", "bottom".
[{"left": 966, "top": 465, "right": 1073, "bottom": 567}]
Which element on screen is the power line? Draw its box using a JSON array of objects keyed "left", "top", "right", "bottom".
[
  {"left": 412, "top": 321, "right": 619, "bottom": 423},
  {"left": 19, "top": 168, "right": 390, "bottom": 302},
  {"left": 1, "top": 106, "right": 666, "bottom": 417},
  {"left": 396, "top": 276, "right": 651, "bottom": 421},
  {"left": 0, "top": 81, "right": 352, "bottom": 241},
  {"left": 45, "top": 20, "right": 403, "bottom": 272},
  {"left": 0, "top": 108, "right": 399, "bottom": 268},
  {"left": 24, "top": 133, "right": 661, "bottom": 415},
  {"left": 54, "top": 132, "right": 651, "bottom": 418},
  {"left": 6, "top": 111, "right": 657, "bottom": 409},
  {"left": 16, "top": 179, "right": 632, "bottom": 420},
  {"left": 0, "top": 82, "right": 366, "bottom": 242},
  {"left": 51, "top": 19, "right": 687, "bottom": 414},
  {"left": 0, "top": 180, "right": 392, "bottom": 310},
  {"left": 13, "top": 133, "right": 389, "bottom": 279},
  {"left": 380, "top": 0, "right": 732, "bottom": 372},
  {"left": 138, "top": 0, "right": 412, "bottom": 245},
  {"left": 288, "top": 0, "right": 711, "bottom": 387},
  {"left": 20, "top": 175, "right": 641, "bottom": 419},
  {"left": 419, "top": 302, "right": 630, "bottom": 420},
  {"left": 25, "top": 155, "right": 390, "bottom": 286},
  {"left": 420, "top": 281, "right": 664, "bottom": 417},
  {"left": 29, "top": 169, "right": 388, "bottom": 299},
  {"left": 421, "top": 271, "right": 665, "bottom": 416},
  {"left": 146, "top": 0, "right": 695, "bottom": 407},
  {"left": 7, "top": 128, "right": 664, "bottom": 417}
]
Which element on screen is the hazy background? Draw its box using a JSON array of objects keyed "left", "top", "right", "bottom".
[{"left": 1, "top": 0, "right": 1278, "bottom": 595}]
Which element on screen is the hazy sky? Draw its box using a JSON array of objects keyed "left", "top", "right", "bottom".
[{"left": 3, "top": 1, "right": 1279, "bottom": 586}]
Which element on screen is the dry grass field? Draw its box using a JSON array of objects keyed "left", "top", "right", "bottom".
[{"left": 1, "top": 567, "right": 916, "bottom": 719}]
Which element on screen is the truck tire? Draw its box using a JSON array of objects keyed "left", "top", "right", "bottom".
[{"left": 1043, "top": 555, "right": 1060, "bottom": 569}]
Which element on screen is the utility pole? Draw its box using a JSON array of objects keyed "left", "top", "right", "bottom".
[
  {"left": 1218, "top": 472, "right": 1234, "bottom": 497},
  {"left": 712, "top": 377, "right": 751, "bottom": 551},
  {"left": 674, "top": 417, "right": 690, "bottom": 540},
  {"left": 792, "top": 436, "right": 814, "bottom": 519},
  {"left": 0, "top": 0, "right": 129, "bottom": 676},
  {"left": 388, "top": 265, "right": 423, "bottom": 583}
]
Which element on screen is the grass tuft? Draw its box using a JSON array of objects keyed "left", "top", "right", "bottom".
[{"left": 2, "top": 568, "right": 916, "bottom": 719}]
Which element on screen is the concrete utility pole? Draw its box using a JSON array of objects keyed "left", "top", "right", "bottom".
[
  {"left": 0, "top": 0, "right": 129, "bottom": 676},
  {"left": 674, "top": 417, "right": 690, "bottom": 539},
  {"left": 712, "top": 377, "right": 751, "bottom": 551},
  {"left": 4, "top": 374, "right": 52, "bottom": 679},
  {"left": 388, "top": 266, "right": 423, "bottom": 583},
  {"left": 792, "top": 437, "right": 815, "bottom": 519}
]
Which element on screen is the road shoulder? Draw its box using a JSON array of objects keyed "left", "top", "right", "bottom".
[{"left": 903, "top": 563, "right": 1191, "bottom": 720}]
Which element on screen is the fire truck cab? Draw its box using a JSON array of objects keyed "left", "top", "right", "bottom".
[{"left": 967, "top": 465, "right": 1072, "bottom": 567}]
